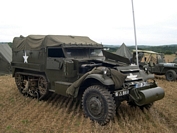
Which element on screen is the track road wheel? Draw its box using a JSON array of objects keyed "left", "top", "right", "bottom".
[
  {"left": 165, "top": 70, "right": 177, "bottom": 81},
  {"left": 82, "top": 85, "right": 116, "bottom": 126},
  {"left": 38, "top": 76, "right": 48, "bottom": 100},
  {"left": 128, "top": 101, "right": 153, "bottom": 110},
  {"left": 15, "top": 73, "right": 26, "bottom": 95}
]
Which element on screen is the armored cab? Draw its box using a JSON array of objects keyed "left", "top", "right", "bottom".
[{"left": 11, "top": 35, "right": 165, "bottom": 125}]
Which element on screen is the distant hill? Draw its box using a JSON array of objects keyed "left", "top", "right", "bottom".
[{"left": 103, "top": 44, "right": 177, "bottom": 54}]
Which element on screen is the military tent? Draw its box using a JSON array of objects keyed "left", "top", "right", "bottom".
[
  {"left": 115, "top": 43, "right": 132, "bottom": 59},
  {"left": 0, "top": 44, "right": 12, "bottom": 75}
]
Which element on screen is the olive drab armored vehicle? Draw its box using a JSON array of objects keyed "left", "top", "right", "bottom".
[{"left": 11, "top": 35, "right": 165, "bottom": 125}]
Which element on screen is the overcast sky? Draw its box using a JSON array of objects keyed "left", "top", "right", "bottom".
[{"left": 0, "top": 0, "right": 177, "bottom": 45}]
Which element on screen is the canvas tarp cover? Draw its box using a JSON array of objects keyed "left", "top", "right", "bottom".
[
  {"left": 66, "top": 67, "right": 127, "bottom": 97},
  {"left": 116, "top": 43, "right": 132, "bottom": 59},
  {"left": 13, "top": 35, "right": 101, "bottom": 51}
]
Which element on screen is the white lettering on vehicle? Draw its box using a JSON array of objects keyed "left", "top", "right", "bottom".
[{"left": 115, "top": 90, "right": 129, "bottom": 97}]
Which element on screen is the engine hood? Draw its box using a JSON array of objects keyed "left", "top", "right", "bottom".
[
  {"left": 159, "top": 63, "right": 177, "bottom": 67},
  {"left": 102, "top": 50, "right": 131, "bottom": 65}
]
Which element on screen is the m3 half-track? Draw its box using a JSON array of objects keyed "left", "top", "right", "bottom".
[{"left": 11, "top": 35, "right": 165, "bottom": 125}]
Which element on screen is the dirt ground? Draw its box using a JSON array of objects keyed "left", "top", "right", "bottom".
[{"left": 1, "top": 75, "right": 177, "bottom": 133}]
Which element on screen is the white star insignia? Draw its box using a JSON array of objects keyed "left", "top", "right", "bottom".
[
  {"left": 127, "top": 73, "right": 137, "bottom": 79},
  {"left": 23, "top": 51, "right": 28, "bottom": 63}
]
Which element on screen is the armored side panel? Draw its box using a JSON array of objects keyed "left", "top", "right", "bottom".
[{"left": 11, "top": 49, "right": 46, "bottom": 75}]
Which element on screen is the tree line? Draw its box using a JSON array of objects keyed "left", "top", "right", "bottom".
[{"left": 105, "top": 44, "right": 177, "bottom": 55}]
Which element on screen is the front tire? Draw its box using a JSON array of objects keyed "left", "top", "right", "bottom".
[
  {"left": 82, "top": 85, "right": 116, "bottom": 126},
  {"left": 165, "top": 70, "right": 177, "bottom": 81}
]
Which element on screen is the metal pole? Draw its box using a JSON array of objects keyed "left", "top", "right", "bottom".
[{"left": 131, "top": 0, "right": 139, "bottom": 66}]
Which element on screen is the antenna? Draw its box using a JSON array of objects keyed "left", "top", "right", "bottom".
[{"left": 131, "top": 0, "right": 139, "bottom": 66}]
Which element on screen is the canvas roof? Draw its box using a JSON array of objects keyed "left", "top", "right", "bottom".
[
  {"left": 116, "top": 43, "right": 132, "bottom": 59},
  {"left": 132, "top": 50, "right": 158, "bottom": 54},
  {"left": 13, "top": 35, "right": 102, "bottom": 51},
  {"left": 0, "top": 44, "right": 12, "bottom": 63}
]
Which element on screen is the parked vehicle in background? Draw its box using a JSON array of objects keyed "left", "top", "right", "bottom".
[
  {"left": 11, "top": 35, "right": 165, "bottom": 125},
  {"left": 132, "top": 50, "right": 177, "bottom": 81}
]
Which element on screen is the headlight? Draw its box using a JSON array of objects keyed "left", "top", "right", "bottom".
[
  {"left": 143, "top": 66, "right": 149, "bottom": 74},
  {"left": 135, "top": 82, "right": 148, "bottom": 88},
  {"left": 103, "top": 69, "right": 107, "bottom": 75},
  {"left": 102, "top": 67, "right": 111, "bottom": 76}
]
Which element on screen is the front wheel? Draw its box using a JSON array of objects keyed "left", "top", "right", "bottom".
[
  {"left": 165, "top": 70, "right": 177, "bottom": 81},
  {"left": 82, "top": 85, "right": 116, "bottom": 126}
]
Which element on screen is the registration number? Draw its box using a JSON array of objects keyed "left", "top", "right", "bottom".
[{"left": 115, "top": 90, "right": 129, "bottom": 97}]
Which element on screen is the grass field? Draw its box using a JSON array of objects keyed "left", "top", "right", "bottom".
[{"left": 0, "top": 55, "right": 177, "bottom": 133}]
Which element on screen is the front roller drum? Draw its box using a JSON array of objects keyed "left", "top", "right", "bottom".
[{"left": 130, "top": 87, "right": 165, "bottom": 106}]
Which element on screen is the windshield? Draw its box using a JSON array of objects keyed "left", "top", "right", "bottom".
[
  {"left": 64, "top": 48, "right": 103, "bottom": 58},
  {"left": 157, "top": 54, "right": 165, "bottom": 63}
]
